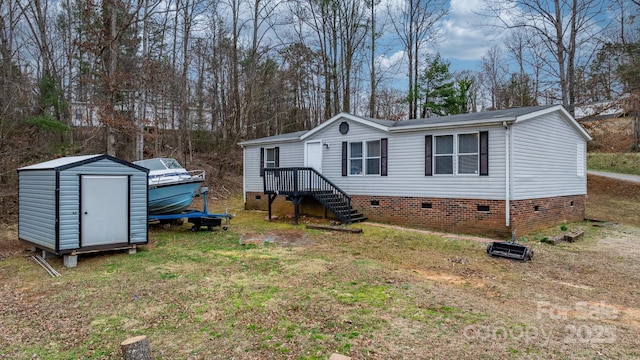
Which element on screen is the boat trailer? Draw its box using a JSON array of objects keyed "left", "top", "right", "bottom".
[
  {"left": 487, "top": 230, "right": 533, "bottom": 261},
  {"left": 148, "top": 187, "right": 233, "bottom": 231}
]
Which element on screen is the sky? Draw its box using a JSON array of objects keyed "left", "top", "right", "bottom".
[
  {"left": 433, "top": 0, "right": 498, "bottom": 71},
  {"left": 375, "top": 0, "right": 619, "bottom": 90},
  {"left": 373, "top": 0, "right": 502, "bottom": 89}
]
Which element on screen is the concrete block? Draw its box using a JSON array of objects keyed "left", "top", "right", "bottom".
[
  {"left": 128, "top": 247, "right": 137, "bottom": 255},
  {"left": 63, "top": 254, "right": 78, "bottom": 268},
  {"left": 41, "top": 250, "right": 55, "bottom": 259}
]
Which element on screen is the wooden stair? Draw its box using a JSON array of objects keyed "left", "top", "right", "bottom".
[
  {"left": 313, "top": 191, "right": 367, "bottom": 224},
  {"left": 263, "top": 167, "right": 364, "bottom": 225}
]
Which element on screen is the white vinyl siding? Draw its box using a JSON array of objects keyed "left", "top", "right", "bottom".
[
  {"left": 511, "top": 112, "right": 587, "bottom": 199},
  {"left": 242, "top": 109, "right": 588, "bottom": 203},
  {"left": 243, "top": 142, "right": 304, "bottom": 192},
  {"left": 305, "top": 120, "right": 506, "bottom": 199},
  {"left": 577, "top": 143, "right": 585, "bottom": 177}
]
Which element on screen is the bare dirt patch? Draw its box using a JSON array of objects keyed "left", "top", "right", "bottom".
[
  {"left": 239, "top": 229, "right": 314, "bottom": 247},
  {"left": 0, "top": 224, "right": 23, "bottom": 261}
]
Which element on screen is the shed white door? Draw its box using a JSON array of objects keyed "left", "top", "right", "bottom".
[
  {"left": 81, "top": 175, "right": 128, "bottom": 246},
  {"left": 305, "top": 141, "right": 323, "bottom": 173}
]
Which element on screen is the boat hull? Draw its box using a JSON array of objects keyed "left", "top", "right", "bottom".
[{"left": 147, "top": 179, "right": 203, "bottom": 214}]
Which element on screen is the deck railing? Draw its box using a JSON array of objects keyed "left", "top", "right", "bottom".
[{"left": 263, "top": 167, "right": 351, "bottom": 224}]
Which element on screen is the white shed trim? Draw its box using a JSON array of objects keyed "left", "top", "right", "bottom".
[{"left": 300, "top": 113, "right": 389, "bottom": 140}]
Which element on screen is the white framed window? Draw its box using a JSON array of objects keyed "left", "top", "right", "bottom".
[
  {"left": 349, "top": 140, "right": 381, "bottom": 175},
  {"left": 433, "top": 133, "right": 480, "bottom": 176},
  {"left": 265, "top": 148, "right": 277, "bottom": 168},
  {"left": 349, "top": 142, "right": 363, "bottom": 175},
  {"left": 434, "top": 135, "right": 453, "bottom": 175},
  {"left": 458, "top": 133, "right": 479, "bottom": 175},
  {"left": 366, "top": 140, "right": 381, "bottom": 175}
]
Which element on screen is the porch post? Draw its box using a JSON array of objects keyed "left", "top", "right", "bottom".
[
  {"left": 268, "top": 194, "right": 277, "bottom": 221},
  {"left": 292, "top": 196, "right": 303, "bottom": 225}
]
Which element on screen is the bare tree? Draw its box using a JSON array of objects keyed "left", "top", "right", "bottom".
[
  {"left": 0, "top": 0, "right": 29, "bottom": 151},
  {"left": 505, "top": 30, "right": 539, "bottom": 107},
  {"left": 337, "top": 0, "right": 368, "bottom": 113},
  {"left": 484, "top": 0, "right": 607, "bottom": 114},
  {"left": 480, "top": 45, "right": 508, "bottom": 110},
  {"left": 389, "top": 0, "right": 447, "bottom": 119},
  {"left": 367, "top": 0, "right": 380, "bottom": 117}
]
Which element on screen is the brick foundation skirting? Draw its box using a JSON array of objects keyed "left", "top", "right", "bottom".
[{"left": 245, "top": 192, "right": 586, "bottom": 237}]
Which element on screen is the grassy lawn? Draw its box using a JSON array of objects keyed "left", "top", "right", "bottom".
[
  {"left": 588, "top": 153, "right": 640, "bottom": 175},
  {"left": 1, "top": 197, "right": 640, "bottom": 359}
]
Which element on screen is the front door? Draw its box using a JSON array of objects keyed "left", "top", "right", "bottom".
[
  {"left": 305, "top": 141, "right": 323, "bottom": 173},
  {"left": 80, "top": 175, "right": 129, "bottom": 247}
]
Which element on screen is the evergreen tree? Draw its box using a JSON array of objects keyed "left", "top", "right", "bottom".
[{"left": 419, "top": 53, "right": 472, "bottom": 117}]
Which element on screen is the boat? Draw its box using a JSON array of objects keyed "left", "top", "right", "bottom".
[{"left": 134, "top": 158, "right": 205, "bottom": 215}]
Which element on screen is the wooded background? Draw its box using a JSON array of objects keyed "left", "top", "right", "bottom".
[{"left": 0, "top": 0, "right": 639, "bottom": 213}]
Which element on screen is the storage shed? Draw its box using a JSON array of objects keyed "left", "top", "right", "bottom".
[{"left": 18, "top": 154, "right": 149, "bottom": 267}]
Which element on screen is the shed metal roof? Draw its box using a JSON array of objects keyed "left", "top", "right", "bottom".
[
  {"left": 18, "top": 154, "right": 148, "bottom": 172},
  {"left": 18, "top": 154, "right": 103, "bottom": 170}
]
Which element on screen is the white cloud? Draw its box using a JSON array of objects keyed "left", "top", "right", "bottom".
[
  {"left": 377, "top": 50, "right": 405, "bottom": 71},
  {"left": 434, "top": 0, "right": 504, "bottom": 62}
]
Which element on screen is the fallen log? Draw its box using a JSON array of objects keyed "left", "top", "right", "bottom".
[{"left": 305, "top": 224, "right": 363, "bottom": 233}]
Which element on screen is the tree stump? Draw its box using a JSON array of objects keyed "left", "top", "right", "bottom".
[{"left": 120, "top": 335, "right": 152, "bottom": 360}]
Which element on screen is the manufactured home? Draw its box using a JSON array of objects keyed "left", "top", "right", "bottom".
[
  {"left": 238, "top": 105, "right": 591, "bottom": 237},
  {"left": 18, "top": 154, "right": 148, "bottom": 267}
]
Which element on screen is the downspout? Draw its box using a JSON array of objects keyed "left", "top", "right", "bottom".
[
  {"left": 241, "top": 146, "right": 246, "bottom": 205},
  {"left": 503, "top": 121, "right": 511, "bottom": 228}
]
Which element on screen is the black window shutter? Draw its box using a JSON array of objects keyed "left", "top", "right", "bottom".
[
  {"left": 342, "top": 142, "right": 348, "bottom": 176},
  {"left": 260, "top": 147, "right": 265, "bottom": 177},
  {"left": 424, "top": 135, "right": 433, "bottom": 176},
  {"left": 480, "top": 131, "right": 489, "bottom": 176},
  {"left": 381, "top": 138, "right": 388, "bottom": 176}
]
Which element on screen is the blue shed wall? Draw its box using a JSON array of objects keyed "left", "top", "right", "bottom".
[{"left": 18, "top": 170, "right": 57, "bottom": 249}]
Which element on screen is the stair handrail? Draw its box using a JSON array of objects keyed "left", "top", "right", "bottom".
[{"left": 263, "top": 167, "right": 352, "bottom": 224}]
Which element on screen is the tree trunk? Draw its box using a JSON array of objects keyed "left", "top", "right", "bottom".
[
  {"left": 120, "top": 335, "right": 152, "bottom": 360},
  {"left": 369, "top": 0, "right": 376, "bottom": 118},
  {"left": 635, "top": 112, "right": 640, "bottom": 149},
  {"left": 106, "top": 0, "right": 117, "bottom": 157}
]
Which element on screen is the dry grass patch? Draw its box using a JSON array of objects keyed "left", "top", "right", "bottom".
[
  {"left": 1, "top": 196, "right": 640, "bottom": 359},
  {"left": 587, "top": 174, "right": 640, "bottom": 225}
]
